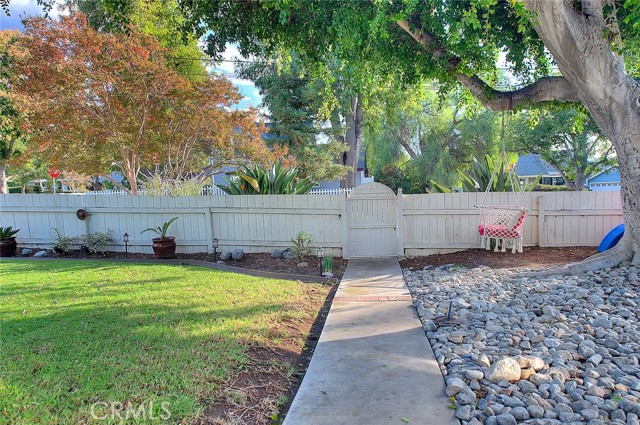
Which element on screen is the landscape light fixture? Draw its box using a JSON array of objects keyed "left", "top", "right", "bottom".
[
  {"left": 213, "top": 238, "right": 219, "bottom": 260},
  {"left": 123, "top": 233, "right": 129, "bottom": 258},
  {"left": 317, "top": 247, "right": 325, "bottom": 276}
]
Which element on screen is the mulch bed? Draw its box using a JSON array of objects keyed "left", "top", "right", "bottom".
[
  {"left": 400, "top": 246, "right": 597, "bottom": 270},
  {"left": 40, "top": 250, "right": 349, "bottom": 280}
]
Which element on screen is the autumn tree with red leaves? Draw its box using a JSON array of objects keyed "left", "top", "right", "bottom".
[{"left": 7, "top": 13, "right": 272, "bottom": 194}]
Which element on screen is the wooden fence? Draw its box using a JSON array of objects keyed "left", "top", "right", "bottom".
[
  {"left": 0, "top": 190, "right": 623, "bottom": 257},
  {"left": 401, "top": 191, "right": 623, "bottom": 256}
]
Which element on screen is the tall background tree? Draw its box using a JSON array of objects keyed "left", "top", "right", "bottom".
[
  {"left": 172, "top": 0, "right": 640, "bottom": 267},
  {"left": 367, "top": 85, "right": 500, "bottom": 193},
  {"left": 6, "top": 14, "right": 271, "bottom": 194},
  {"left": 0, "top": 30, "right": 28, "bottom": 194},
  {"left": 508, "top": 107, "right": 616, "bottom": 191},
  {"left": 237, "top": 57, "right": 349, "bottom": 183},
  {"left": 70, "top": 0, "right": 208, "bottom": 81}
]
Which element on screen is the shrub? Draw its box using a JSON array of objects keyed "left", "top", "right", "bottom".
[
  {"left": 79, "top": 231, "right": 114, "bottom": 253},
  {"left": 52, "top": 228, "right": 114, "bottom": 253},
  {"left": 141, "top": 175, "right": 203, "bottom": 196},
  {"left": 52, "top": 228, "right": 76, "bottom": 252},
  {"left": 290, "top": 231, "right": 314, "bottom": 262}
]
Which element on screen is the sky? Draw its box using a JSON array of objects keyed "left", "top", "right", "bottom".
[
  {"left": 208, "top": 44, "right": 263, "bottom": 111},
  {"left": 0, "top": 0, "right": 62, "bottom": 29},
  {"left": 0, "top": 0, "right": 263, "bottom": 111}
]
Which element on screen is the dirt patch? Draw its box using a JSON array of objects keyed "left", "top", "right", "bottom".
[
  {"left": 204, "top": 253, "right": 348, "bottom": 280},
  {"left": 41, "top": 250, "right": 349, "bottom": 280},
  {"left": 195, "top": 283, "right": 336, "bottom": 425},
  {"left": 400, "top": 246, "right": 597, "bottom": 270}
]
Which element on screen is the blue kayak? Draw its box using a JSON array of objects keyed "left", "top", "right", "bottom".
[{"left": 597, "top": 223, "right": 625, "bottom": 252}]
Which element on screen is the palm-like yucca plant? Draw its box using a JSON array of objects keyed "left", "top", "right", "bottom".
[
  {"left": 0, "top": 226, "right": 20, "bottom": 239},
  {"left": 430, "top": 155, "right": 538, "bottom": 193},
  {"left": 220, "top": 160, "right": 316, "bottom": 195},
  {"left": 141, "top": 217, "right": 179, "bottom": 239}
]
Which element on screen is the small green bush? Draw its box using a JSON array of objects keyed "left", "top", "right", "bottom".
[
  {"left": 290, "top": 231, "right": 314, "bottom": 262},
  {"left": 52, "top": 228, "right": 114, "bottom": 253},
  {"left": 79, "top": 231, "right": 114, "bottom": 253},
  {"left": 323, "top": 254, "right": 333, "bottom": 273},
  {"left": 531, "top": 184, "right": 572, "bottom": 192},
  {"left": 52, "top": 228, "right": 76, "bottom": 252}
]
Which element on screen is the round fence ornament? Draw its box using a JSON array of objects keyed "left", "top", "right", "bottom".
[{"left": 76, "top": 209, "right": 90, "bottom": 220}]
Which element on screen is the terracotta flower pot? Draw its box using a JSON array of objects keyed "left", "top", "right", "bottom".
[
  {"left": 0, "top": 237, "right": 17, "bottom": 257},
  {"left": 151, "top": 236, "right": 176, "bottom": 259}
]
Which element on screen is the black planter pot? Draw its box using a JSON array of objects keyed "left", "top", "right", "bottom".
[
  {"left": 0, "top": 237, "right": 17, "bottom": 257},
  {"left": 151, "top": 237, "right": 176, "bottom": 259}
]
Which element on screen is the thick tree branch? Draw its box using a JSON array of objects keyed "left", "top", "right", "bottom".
[{"left": 396, "top": 18, "right": 581, "bottom": 111}]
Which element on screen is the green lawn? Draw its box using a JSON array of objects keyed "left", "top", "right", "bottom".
[{"left": 0, "top": 260, "right": 320, "bottom": 424}]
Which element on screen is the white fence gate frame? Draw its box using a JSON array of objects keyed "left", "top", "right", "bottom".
[{"left": 342, "top": 183, "right": 401, "bottom": 258}]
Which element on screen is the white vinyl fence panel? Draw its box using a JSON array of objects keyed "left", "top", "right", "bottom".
[
  {"left": 0, "top": 190, "right": 623, "bottom": 257},
  {"left": 402, "top": 191, "right": 623, "bottom": 256},
  {"left": 0, "top": 194, "right": 343, "bottom": 255}
]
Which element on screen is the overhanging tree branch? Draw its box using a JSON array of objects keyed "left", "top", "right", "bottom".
[{"left": 396, "top": 18, "right": 581, "bottom": 111}]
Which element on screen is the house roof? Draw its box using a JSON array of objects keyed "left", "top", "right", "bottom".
[
  {"left": 586, "top": 166, "right": 619, "bottom": 183},
  {"left": 515, "top": 153, "right": 561, "bottom": 177}
]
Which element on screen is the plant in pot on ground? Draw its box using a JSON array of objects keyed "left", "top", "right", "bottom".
[
  {"left": 141, "top": 217, "right": 179, "bottom": 259},
  {"left": 0, "top": 226, "right": 20, "bottom": 257}
]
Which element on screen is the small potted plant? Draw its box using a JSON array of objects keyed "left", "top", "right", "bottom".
[
  {"left": 141, "top": 217, "right": 178, "bottom": 259},
  {"left": 0, "top": 226, "right": 20, "bottom": 257}
]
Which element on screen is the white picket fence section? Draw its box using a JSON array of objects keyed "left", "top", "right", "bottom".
[
  {"left": 0, "top": 190, "right": 623, "bottom": 257},
  {"left": 85, "top": 187, "right": 351, "bottom": 196}
]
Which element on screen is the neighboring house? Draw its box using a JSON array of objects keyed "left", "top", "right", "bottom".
[
  {"left": 515, "top": 153, "right": 564, "bottom": 186},
  {"left": 314, "top": 148, "right": 374, "bottom": 190},
  {"left": 586, "top": 166, "right": 621, "bottom": 191},
  {"left": 211, "top": 165, "right": 237, "bottom": 187}
]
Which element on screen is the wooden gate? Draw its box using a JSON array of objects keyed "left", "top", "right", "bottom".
[{"left": 343, "top": 183, "right": 400, "bottom": 258}]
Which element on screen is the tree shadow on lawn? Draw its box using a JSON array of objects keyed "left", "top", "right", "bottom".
[
  {"left": 2, "top": 294, "right": 295, "bottom": 424},
  {"left": 0, "top": 304, "right": 284, "bottom": 423}
]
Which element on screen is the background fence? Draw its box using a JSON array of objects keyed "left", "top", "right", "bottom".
[
  {"left": 0, "top": 191, "right": 623, "bottom": 257},
  {"left": 88, "top": 187, "right": 352, "bottom": 196}
]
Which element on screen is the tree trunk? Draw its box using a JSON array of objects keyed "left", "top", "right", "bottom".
[
  {"left": 574, "top": 172, "right": 587, "bottom": 192},
  {"left": 0, "top": 164, "right": 7, "bottom": 194},
  {"left": 340, "top": 94, "right": 364, "bottom": 189},
  {"left": 526, "top": 0, "right": 640, "bottom": 265}
]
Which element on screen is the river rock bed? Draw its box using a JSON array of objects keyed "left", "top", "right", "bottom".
[{"left": 403, "top": 264, "right": 640, "bottom": 425}]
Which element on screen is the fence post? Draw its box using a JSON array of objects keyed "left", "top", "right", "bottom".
[
  {"left": 205, "top": 208, "right": 214, "bottom": 253},
  {"left": 537, "top": 196, "right": 546, "bottom": 247},
  {"left": 397, "top": 188, "right": 404, "bottom": 256},
  {"left": 341, "top": 192, "right": 349, "bottom": 259}
]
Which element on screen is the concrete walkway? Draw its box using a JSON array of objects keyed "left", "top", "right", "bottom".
[{"left": 283, "top": 258, "right": 457, "bottom": 425}]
